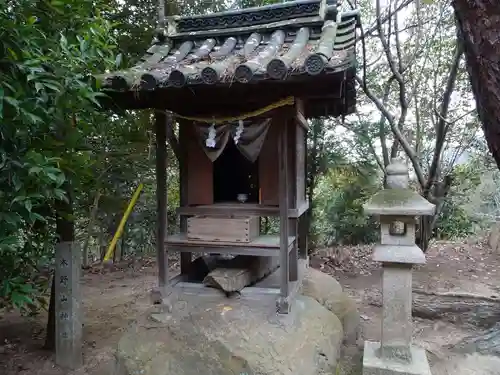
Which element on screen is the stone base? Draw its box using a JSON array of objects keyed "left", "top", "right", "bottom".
[
  {"left": 113, "top": 269, "right": 360, "bottom": 375},
  {"left": 115, "top": 295, "right": 344, "bottom": 375},
  {"left": 363, "top": 341, "right": 432, "bottom": 375}
]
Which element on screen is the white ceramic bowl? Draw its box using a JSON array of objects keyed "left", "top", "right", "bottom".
[{"left": 237, "top": 193, "right": 248, "bottom": 203}]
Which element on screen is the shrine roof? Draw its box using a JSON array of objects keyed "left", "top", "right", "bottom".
[{"left": 97, "top": 0, "right": 360, "bottom": 118}]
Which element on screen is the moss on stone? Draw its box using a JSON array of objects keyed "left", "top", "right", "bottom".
[
  {"left": 368, "top": 189, "right": 417, "bottom": 207},
  {"left": 364, "top": 188, "right": 435, "bottom": 216}
]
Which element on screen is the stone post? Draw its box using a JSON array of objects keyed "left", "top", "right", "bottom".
[
  {"left": 55, "top": 242, "right": 83, "bottom": 369},
  {"left": 362, "top": 159, "right": 435, "bottom": 375}
]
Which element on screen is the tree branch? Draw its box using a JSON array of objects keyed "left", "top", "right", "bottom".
[
  {"left": 157, "top": 0, "right": 166, "bottom": 28},
  {"left": 356, "top": 17, "right": 396, "bottom": 127},
  {"left": 357, "top": 0, "right": 425, "bottom": 187},
  {"left": 393, "top": 2, "right": 411, "bottom": 158},
  {"left": 393, "top": 0, "right": 404, "bottom": 74},
  {"left": 375, "top": 0, "right": 405, "bottom": 90},
  {"left": 424, "top": 41, "right": 464, "bottom": 196},
  {"left": 360, "top": 0, "right": 414, "bottom": 40},
  {"left": 378, "top": 78, "right": 394, "bottom": 168},
  {"left": 357, "top": 72, "right": 426, "bottom": 187}
]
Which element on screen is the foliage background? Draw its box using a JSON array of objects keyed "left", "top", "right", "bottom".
[{"left": 1, "top": 0, "right": 498, "bottom": 319}]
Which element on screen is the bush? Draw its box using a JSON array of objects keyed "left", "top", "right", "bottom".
[
  {"left": 434, "top": 161, "right": 487, "bottom": 240},
  {"left": 435, "top": 200, "right": 478, "bottom": 239},
  {"left": 314, "top": 163, "right": 380, "bottom": 246}
]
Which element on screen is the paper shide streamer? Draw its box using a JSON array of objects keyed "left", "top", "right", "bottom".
[
  {"left": 234, "top": 120, "right": 244, "bottom": 145},
  {"left": 206, "top": 123, "right": 217, "bottom": 148}
]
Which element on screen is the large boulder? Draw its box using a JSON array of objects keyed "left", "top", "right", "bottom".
[
  {"left": 301, "top": 268, "right": 361, "bottom": 345},
  {"left": 113, "top": 269, "right": 359, "bottom": 375}
]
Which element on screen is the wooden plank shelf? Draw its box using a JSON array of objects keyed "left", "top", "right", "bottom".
[
  {"left": 165, "top": 234, "right": 296, "bottom": 257},
  {"left": 176, "top": 201, "right": 309, "bottom": 218}
]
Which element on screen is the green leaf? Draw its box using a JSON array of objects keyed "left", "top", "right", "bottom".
[
  {"left": 4, "top": 96, "right": 20, "bottom": 109},
  {"left": 7, "top": 48, "right": 18, "bottom": 60},
  {"left": 85, "top": 92, "right": 103, "bottom": 107},
  {"left": 0, "top": 236, "right": 19, "bottom": 246},
  {"left": 11, "top": 291, "right": 30, "bottom": 308},
  {"left": 41, "top": 82, "right": 62, "bottom": 92},
  {"left": 0, "top": 86, "right": 4, "bottom": 119},
  {"left": 53, "top": 188, "right": 68, "bottom": 202},
  {"left": 23, "top": 111, "right": 43, "bottom": 124},
  {"left": 115, "top": 53, "right": 123, "bottom": 68},
  {"left": 19, "top": 284, "right": 35, "bottom": 294},
  {"left": 60, "top": 33, "right": 68, "bottom": 50},
  {"left": 56, "top": 173, "right": 66, "bottom": 186},
  {"left": 29, "top": 212, "right": 47, "bottom": 223},
  {"left": 12, "top": 195, "right": 26, "bottom": 204},
  {"left": 28, "top": 166, "right": 42, "bottom": 175},
  {"left": 28, "top": 193, "right": 44, "bottom": 199},
  {"left": 79, "top": 37, "right": 88, "bottom": 53},
  {"left": 34, "top": 82, "right": 43, "bottom": 92},
  {"left": 2, "top": 213, "right": 21, "bottom": 226},
  {"left": 24, "top": 200, "right": 32, "bottom": 212},
  {"left": 12, "top": 175, "right": 22, "bottom": 191},
  {"left": 46, "top": 172, "right": 59, "bottom": 182}
]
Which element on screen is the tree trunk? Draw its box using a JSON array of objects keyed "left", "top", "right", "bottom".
[
  {"left": 453, "top": 322, "right": 500, "bottom": 356},
  {"left": 82, "top": 191, "right": 101, "bottom": 268},
  {"left": 451, "top": 1, "right": 500, "bottom": 352},
  {"left": 306, "top": 119, "right": 324, "bottom": 250},
  {"left": 368, "top": 290, "right": 500, "bottom": 328},
  {"left": 417, "top": 175, "right": 453, "bottom": 252},
  {"left": 203, "top": 256, "right": 279, "bottom": 294},
  {"left": 120, "top": 225, "right": 127, "bottom": 260},
  {"left": 417, "top": 216, "right": 431, "bottom": 253},
  {"left": 99, "top": 227, "right": 106, "bottom": 261},
  {"left": 452, "top": 0, "right": 500, "bottom": 170},
  {"left": 44, "top": 276, "right": 56, "bottom": 350}
]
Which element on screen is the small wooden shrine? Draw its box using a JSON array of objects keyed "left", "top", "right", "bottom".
[{"left": 98, "top": 0, "right": 360, "bottom": 314}]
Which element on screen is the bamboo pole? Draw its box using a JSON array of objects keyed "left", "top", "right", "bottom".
[{"left": 103, "top": 183, "right": 144, "bottom": 262}]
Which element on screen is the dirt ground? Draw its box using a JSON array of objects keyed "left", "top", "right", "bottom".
[{"left": 1, "top": 236, "right": 499, "bottom": 374}]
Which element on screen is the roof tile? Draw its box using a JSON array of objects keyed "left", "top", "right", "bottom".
[{"left": 101, "top": 13, "right": 358, "bottom": 91}]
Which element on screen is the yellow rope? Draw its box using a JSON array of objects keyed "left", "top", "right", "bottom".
[{"left": 173, "top": 96, "right": 295, "bottom": 124}]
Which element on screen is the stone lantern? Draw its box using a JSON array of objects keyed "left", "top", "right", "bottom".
[{"left": 362, "top": 159, "right": 435, "bottom": 375}]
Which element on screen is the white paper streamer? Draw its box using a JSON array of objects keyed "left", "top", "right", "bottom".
[
  {"left": 234, "top": 120, "right": 244, "bottom": 144},
  {"left": 206, "top": 123, "right": 217, "bottom": 148}
]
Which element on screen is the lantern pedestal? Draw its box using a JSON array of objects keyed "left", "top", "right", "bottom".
[{"left": 363, "top": 341, "right": 431, "bottom": 375}]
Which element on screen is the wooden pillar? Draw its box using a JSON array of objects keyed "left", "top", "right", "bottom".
[
  {"left": 298, "top": 130, "right": 309, "bottom": 259},
  {"left": 179, "top": 121, "right": 192, "bottom": 275},
  {"left": 288, "top": 107, "right": 299, "bottom": 281},
  {"left": 288, "top": 218, "right": 298, "bottom": 281},
  {"left": 277, "top": 112, "right": 290, "bottom": 314},
  {"left": 296, "top": 99, "right": 309, "bottom": 260},
  {"left": 155, "top": 110, "right": 168, "bottom": 288},
  {"left": 55, "top": 242, "right": 82, "bottom": 369},
  {"left": 298, "top": 215, "right": 308, "bottom": 259}
]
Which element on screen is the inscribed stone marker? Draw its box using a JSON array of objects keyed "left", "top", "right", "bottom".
[{"left": 55, "top": 241, "right": 82, "bottom": 369}]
